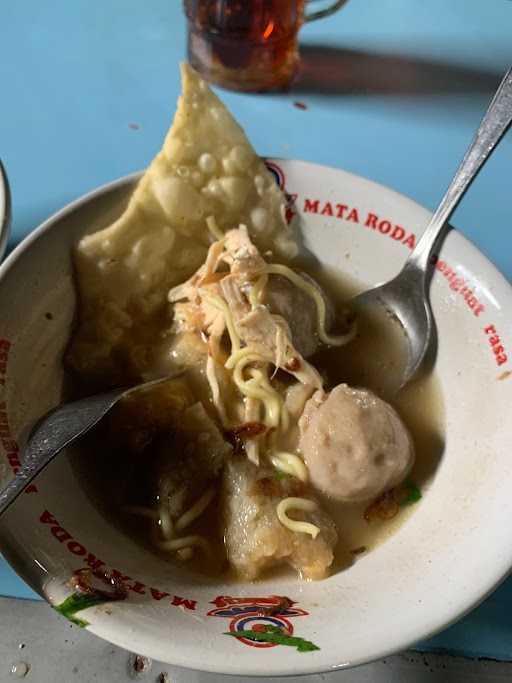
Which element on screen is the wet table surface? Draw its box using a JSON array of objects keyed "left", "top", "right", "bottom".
[{"left": 1, "top": 0, "right": 512, "bottom": 678}]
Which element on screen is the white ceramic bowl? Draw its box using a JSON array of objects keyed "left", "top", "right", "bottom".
[{"left": 0, "top": 160, "right": 511, "bottom": 677}]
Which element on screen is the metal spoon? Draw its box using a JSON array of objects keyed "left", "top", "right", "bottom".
[
  {"left": 0, "top": 374, "right": 183, "bottom": 516},
  {"left": 350, "top": 66, "right": 512, "bottom": 388}
]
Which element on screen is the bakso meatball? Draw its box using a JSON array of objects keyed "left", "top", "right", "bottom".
[
  {"left": 298, "top": 384, "right": 414, "bottom": 503},
  {"left": 263, "top": 274, "right": 333, "bottom": 358}
]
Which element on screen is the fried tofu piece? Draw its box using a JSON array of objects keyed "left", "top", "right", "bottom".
[{"left": 222, "top": 457, "right": 338, "bottom": 580}]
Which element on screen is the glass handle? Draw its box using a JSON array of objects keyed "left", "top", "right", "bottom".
[{"left": 304, "top": 0, "right": 350, "bottom": 22}]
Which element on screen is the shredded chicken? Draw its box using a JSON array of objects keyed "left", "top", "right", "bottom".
[
  {"left": 157, "top": 224, "right": 356, "bottom": 580},
  {"left": 223, "top": 225, "right": 267, "bottom": 279},
  {"left": 168, "top": 226, "right": 324, "bottom": 395},
  {"left": 219, "top": 274, "right": 251, "bottom": 320},
  {"left": 168, "top": 239, "right": 227, "bottom": 303},
  {"left": 219, "top": 266, "right": 322, "bottom": 387}
]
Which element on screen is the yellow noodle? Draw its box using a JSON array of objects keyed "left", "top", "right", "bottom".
[
  {"left": 244, "top": 379, "right": 280, "bottom": 428},
  {"left": 265, "top": 263, "right": 356, "bottom": 346},
  {"left": 176, "top": 488, "right": 215, "bottom": 532},
  {"left": 280, "top": 404, "right": 290, "bottom": 432},
  {"left": 247, "top": 373, "right": 283, "bottom": 430},
  {"left": 244, "top": 396, "right": 261, "bottom": 466},
  {"left": 231, "top": 353, "right": 269, "bottom": 386},
  {"left": 242, "top": 370, "right": 280, "bottom": 428},
  {"left": 227, "top": 350, "right": 281, "bottom": 427},
  {"left": 273, "top": 322, "right": 288, "bottom": 373},
  {"left": 270, "top": 452, "right": 308, "bottom": 482},
  {"left": 249, "top": 368, "right": 289, "bottom": 432},
  {"left": 207, "top": 317, "right": 225, "bottom": 364},
  {"left": 276, "top": 498, "right": 320, "bottom": 538},
  {"left": 177, "top": 547, "right": 194, "bottom": 561},
  {"left": 239, "top": 377, "right": 275, "bottom": 406},
  {"left": 206, "top": 356, "right": 229, "bottom": 426},
  {"left": 225, "top": 345, "right": 265, "bottom": 370},
  {"left": 249, "top": 273, "right": 268, "bottom": 308},
  {"left": 158, "top": 502, "right": 174, "bottom": 540},
  {"left": 158, "top": 535, "right": 211, "bottom": 555},
  {"left": 267, "top": 427, "right": 278, "bottom": 451},
  {"left": 206, "top": 215, "right": 224, "bottom": 241}
]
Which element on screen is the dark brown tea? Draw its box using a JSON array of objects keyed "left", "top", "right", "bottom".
[{"left": 184, "top": 0, "right": 306, "bottom": 91}]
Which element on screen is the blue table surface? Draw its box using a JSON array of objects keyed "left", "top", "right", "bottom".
[{"left": 1, "top": 0, "right": 512, "bottom": 662}]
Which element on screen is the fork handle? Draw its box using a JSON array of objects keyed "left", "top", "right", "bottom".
[
  {"left": 407, "top": 66, "right": 512, "bottom": 276},
  {"left": 0, "top": 388, "right": 126, "bottom": 517}
]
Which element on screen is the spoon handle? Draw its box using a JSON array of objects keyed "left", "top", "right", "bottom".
[{"left": 408, "top": 66, "right": 512, "bottom": 275}]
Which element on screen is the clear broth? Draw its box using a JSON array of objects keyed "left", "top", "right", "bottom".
[
  {"left": 314, "top": 267, "right": 444, "bottom": 569},
  {"left": 72, "top": 266, "right": 445, "bottom": 580}
]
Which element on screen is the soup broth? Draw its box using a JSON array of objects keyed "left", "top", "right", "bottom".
[
  {"left": 314, "top": 267, "right": 444, "bottom": 569},
  {"left": 72, "top": 266, "right": 444, "bottom": 581}
]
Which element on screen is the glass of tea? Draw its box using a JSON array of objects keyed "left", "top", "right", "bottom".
[{"left": 183, "top": 0, "right": 349, "bottom": 92}]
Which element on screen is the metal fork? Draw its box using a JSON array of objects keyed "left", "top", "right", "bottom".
[{"left": 0, "top": 374, "right": 183, "bottom": 516}]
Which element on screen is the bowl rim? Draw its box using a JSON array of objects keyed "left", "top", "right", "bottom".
[
  {"left": 0, "top": 160, "right": 511, "bottom": 676},
  {"left": 0, "top": 159, "right": 11, "bottom": 262}
]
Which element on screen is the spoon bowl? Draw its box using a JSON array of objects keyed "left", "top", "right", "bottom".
[
  {"left": 350, "top": 67, "right": 512, "bottom": 388},
  {"left": 350, "top": 264, "right": 434, "bottom": 389}
]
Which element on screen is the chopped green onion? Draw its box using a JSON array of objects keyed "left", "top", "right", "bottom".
[
  {"left": 54, "top": 593, "right": 108, "bottom": 628},
  {"left": 400, "top": 480, "right": 422, "bottom": 506}
]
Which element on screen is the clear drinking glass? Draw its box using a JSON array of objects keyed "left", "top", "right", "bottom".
[{"left": 184, "top": 0, "right": 349, "bottom": 92}]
